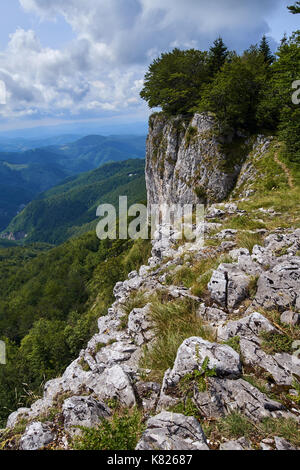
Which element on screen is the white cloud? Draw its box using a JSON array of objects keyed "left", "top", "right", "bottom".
[{"left": 0, "top": 0, "right": 284, "bottom": 121}]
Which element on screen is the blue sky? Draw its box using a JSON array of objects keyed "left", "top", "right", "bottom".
[{"left": 0, "top": 0, "right": 298, "bottom": 134}]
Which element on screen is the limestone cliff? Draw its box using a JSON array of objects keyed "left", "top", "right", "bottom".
[{"left": 146, "top": 112, "right": 251, "bottom": 206}]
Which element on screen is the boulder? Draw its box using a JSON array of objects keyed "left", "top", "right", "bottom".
[
  {"left": 135, "top": 382, "right": 161, "bottom": 411},
  {"left": 254, "top": 258, "right": 300, "bottom": 312},
  {"left": 7, "top": 408, "right": 31, "bottom": 429},
  {"left": 165, "top": 337, "right": 242, "bottom": 387},
  {"left": 215, "top": 229, "right": 237, "bottom": 240},
  {"left": 62, "top": 396, "right": 111, "bottom": 436},
  {"left": 208, "top": 264, "right": 251, "bottom": 311},
  {"left": 217, "top": 312, "right": 277, "bottom": 342},
  {"left": 274, "top": 436, "right": 297, "bottom": 450},
  {"left": 220, "top": 437, "right": 252, "bottom": 450},
  {"left": 280, "top": 311, "right": 300, "bottom": 327},
  {"left": 239, "top": 339, "right": 300, "bottom": 386},
  {"left": 197, "top": 304, "right": 228, "bottom": 326},
  {"left": 19, "top": 422, "right": 55, "bottom": 450},
  {"left": 96, "top": 365, "right": 136, "bottom": 407},
  {"left": 194, "top": 377, "right": 289, "bottom": 422},
  {"left": 136, "top": 411, "right": 209, "bottom": 450},
  {"left": 217, "top": 313, "right": 300, "bottom": 386},
  {"left": 94, "top": 340, "right": 137, "bottom": 367}
]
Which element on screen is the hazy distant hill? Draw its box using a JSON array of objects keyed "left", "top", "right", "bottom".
[
  {"left": 0, "top": 134, "right": 82, "bottom": 152},
  {"left": 0, "top": 157, "right": 68, "bottom": 231},
  {"left": 6, "top": 159, "right": 146, "bottom": 245},
  {"left": 45, "top": 134, "right": 146, "bottom": 173},
  {"left": 0, "top": 134, "right": 146, "bottom": 230}
]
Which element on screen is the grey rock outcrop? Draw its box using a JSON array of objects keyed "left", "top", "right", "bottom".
[
  {"left": 166, "top": 337, "right": 242, "bottom": 385},
  {"left": 19, "top": 422, "right": 55, "bottom": 451},
  {"left": 193, "top": 377, "right": 289, "bottom": 422},
  {"left": 197, "top": 304, "right": 228, "bottom": 326},
  {"left": 95, "top": 365, "right": 137, "bottom": 407},
  {"left": 232, "top": 136, "right": 273, "bottom": 200},
  {"left": 217, "top": 312, "right": 277, "bottom": 342},
  {"left": 62, "top": 396, "right": 111, "bottom": 436},
  {"left": 128, "top": 304, "right": 154, "bottom": 346},
  {"left": 217, "top": 313, "right": 300, "bottom": 386},
  {"left": 220, "top": 437, "right": 252, "bottom": 450},
  {"left": 208, "top": 263, "right": 251, "bottom": 311},
  {"left": 274, "top": 436, "right": 297, "bottom": 450},
  {"left": 254, "top": 258, "right": 300, "bottom": 312},
  {"left": 135, "top": 382, "right": 161, "bottom": 411},
  {"left": 136, "top": 411, "right": 209, "bottom": 450},
  {"left": 280, "top": 311, "right": 300, "bottom": 326}
]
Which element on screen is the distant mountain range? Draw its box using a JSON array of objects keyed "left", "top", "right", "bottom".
[
  {"left": 4, "top": 159, "right": 146, "bottom": 245},
  {"left": 0, "top": 135, "right": 83, "bottom": 153},
  {"left": 0, "top": 134, "right": 146, "bottom": 231}
]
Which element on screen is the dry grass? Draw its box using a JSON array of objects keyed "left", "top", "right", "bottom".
[{"left": 140, "top": 297, "right": 214, "bottom": 381}]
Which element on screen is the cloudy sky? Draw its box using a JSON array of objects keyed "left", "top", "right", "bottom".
[{"left": 0, "top": 0, "right": 298, "bottom": 134}]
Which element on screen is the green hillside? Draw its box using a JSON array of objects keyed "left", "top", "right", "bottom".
[
  {"left": 5, "top": 159, "right": 146, "bottom": 245},
  {"left": 0, "top": 158, "right": 68, "bottom": 231},
  {"left": 0, "top": 135, "right": 146, "bottom": 231}
]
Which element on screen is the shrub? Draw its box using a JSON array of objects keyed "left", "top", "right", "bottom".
[
  {"left": 72, "top": 408, "right": 144, "bottom": 450},
  {"left": 260, "top": 331, "right": 293, "bottom": 354}
]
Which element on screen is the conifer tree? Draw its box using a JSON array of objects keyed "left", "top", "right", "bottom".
[
  {"left": 208, "top": 37, "right": 229, "bottom": 75},
  {"left": 280, "top": 33, "right": 288, "bottom": 47},
  {"left": 259, "top": 35, "right": 274, "bottom": 65}
]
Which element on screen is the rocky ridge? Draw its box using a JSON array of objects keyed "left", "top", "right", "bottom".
[
  {"left": 1, "top": 113, "right": 300, "bottom": 451},
  {"left": 2, "top": 203, "right": 300, "bottom": 450}
]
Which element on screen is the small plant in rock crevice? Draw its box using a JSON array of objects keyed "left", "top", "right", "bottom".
[
  {"left": 223, "top": 336, "right": 241, "bottom": 354},
  {"left": 260, "top": 330, "right": 293, "bottom": 355},
  {"left": 179, "top": 356, "right": 217, "bottom": 396}
]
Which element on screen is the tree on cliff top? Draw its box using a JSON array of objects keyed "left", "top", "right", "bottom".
[
  {"left": 140, "top": 38, "right": 230, "bottom": 116},
  {"left": 198, "top": 47, "right": 269, "bottom": 131},
  {"left": 140, "top": 48, "right": 210, "bottom": 115}
]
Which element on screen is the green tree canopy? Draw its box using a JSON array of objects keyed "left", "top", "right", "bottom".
[
  {"left": 140, "top": 47, "right": 210, "bottom": 115},
  {"left": 199, "top": 47, "right": 269, "bottom": 131},
  {"left": 288, "top": 2, "right": 300, "bottom": 13},
  {"left": 257, "top": 31, "right": 300, "bottom": 162}
]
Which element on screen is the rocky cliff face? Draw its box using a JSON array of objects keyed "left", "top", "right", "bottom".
[
  {"left": 1, "top": 115, "right": 299, "bottom": 451},
  {"left": 146, "top": 112, "right": 252, "bottom": 206}
]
